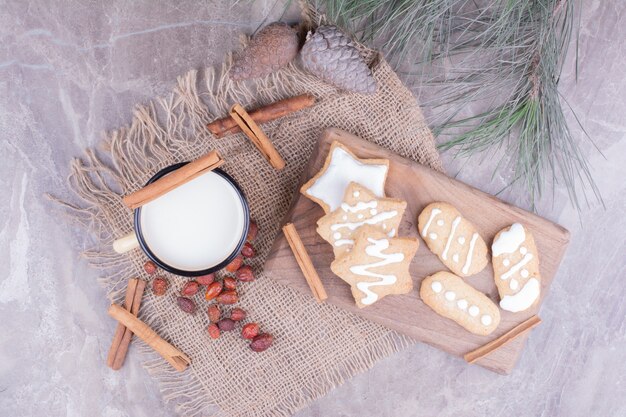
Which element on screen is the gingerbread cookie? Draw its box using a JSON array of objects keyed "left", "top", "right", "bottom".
[
  {"left": 417, "top": 202, "right": 488, "bottom": 277},
  {"left": 492, "top": 223, "right": 541, "bottom": 313},
  {"left": 300, "top": 141, "right": 389, "bottom": 213},
  {"left": 317, "top": 182, "right": 407, "bottom": 257},
  {"left": 331, "top": 225, "right": 418, "bottom": 308},
  {"left": 420, "top": 271, "right": 500, "bottom": 336}
]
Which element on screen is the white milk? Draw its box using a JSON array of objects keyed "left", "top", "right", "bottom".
[{"left": 140, "top": 171, "right": 246, "bottom": 271}]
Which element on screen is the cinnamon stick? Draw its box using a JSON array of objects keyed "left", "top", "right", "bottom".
[
  {"left": 108, "top": 304, "right": 191, "bottom": 372},
  {"left": 110, "top": 278, "right": 146, "bottom": 370},
  {"left": 106, "top": 278, "right": 139, "bottom": 368},
  {"left": 122, "top": 151, "right": 224, "bottom": 210},
  {"left": 282, "top": 223, "right": 327, "bottom": 303},
  {"left": 464, "top": 315, "right": 542, "bottom": 364},
  {"left": 230, "top": 103, "right": 286, "bottom": 170},
  {"left": 208, "top": 94, "right": 315, "bottom": 138}
]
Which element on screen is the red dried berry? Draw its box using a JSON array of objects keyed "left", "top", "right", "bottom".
[
  {"left": 181, "top": 281, "right": 199, "bottom": 296},
  {"left": 224, "top": 254, "right": 244, "bottom": 273},
  {"left": 205, "top": 281, "right": 223, "bottom": 300},
  {"left": 216, "top": 290, "right": 238, "bottom": 305},
  {"left": 246, "top": 220, "right": 258, "bottom": 242},
  {"left": 230, "top": 308, "right": 246, "bottom": 321},
  {"left": 176, "top": 296, "right": 196, "bottom": 314},
  {"left": 241, "top": 242, "right": 255, "bottom": 258},
  {"left": 217, "top": 318, "right": 235, "bottom": 331},
  {"left": 236, "top": 265, "right": 255, "bottom": 282},
  {"left": 143, "top": 260, "right": 157, "bottom": 275},
  {"left": 241, "top": 323, "right": 259, "bottom": 340},
  {"left": 207, "top": 305, "right": 221, "bottom": 323},
  {"left": 152, "top": 276, "right": 168, "bottom": 296},
  {"left": 196, "top": 273, "right": 215, "bottom": 286},
  {"left": 250, "top": 333, "right": 273, "bottom": 352},
  {"left": 223, "top": 277, "right": 237, "bottom": 291},
  {"left": 208, "top": 323, "right": 220, "bottom": 339}
]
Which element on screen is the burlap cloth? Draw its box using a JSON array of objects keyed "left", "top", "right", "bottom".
[{"left": 59, "top": 39, "right": 443, "bottom": 416}]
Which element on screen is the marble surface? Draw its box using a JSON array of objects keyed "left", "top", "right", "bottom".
[{"left": 0, "top": 1, "right": 624, "bottom": 416}]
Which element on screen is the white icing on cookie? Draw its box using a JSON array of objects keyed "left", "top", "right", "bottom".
[
  {"left": 492, "top": 223, "right": 526, "bottom": 256},
  {"left": 437, "top": 219, "right": 444, "bottom": 226},
  {"left": 457, "top": 236, "right": 465, "bottom": 245},
  {"left": 305, "top": 146, "right": 388, "bottom": 212},
  {"left": 510, "top": 279, "right": 519, "bottom": 290},
  {"left": 333, "top": 232, "right": 341, "bottom": 240},
  {"left": 370, "top": 209, "right": 377, "bottom": 215},
  {"left": 500, "top": 278, "right": 540, "bottom": 312},
  {"left": 520, "top": 246, "right": 528, "bottom": 255},
  {"left": 452, "top": 253, "right": 459, "bottom": 263},
  {"left": 481, "top": 315, "right": 492, "bottom": 326},
  {"left": 503, "top": 258, "right": 510, "bottom": 267},
  {"left": 421, "top": 208, "right": 441, "bottom": 237},
  {"left": 468, "top": 305, "right": 480, "bottom": 317},
  {"left": 342, "top": 215, "right": 347, "bottom": 221},
  {"left": 353, "top": 191, "right": 360, "bottom": 198},
  {"left": 520, "top": 269, "right": 529, "bottom": 278},
  {"left": 357, "top": 214, "right": 364, "bottom": 219},
  {"left": 350, "top": 238, "right": 404, "bottom": 306},
  {"left": 444, "top": 291, "right": 456, "bottom": 301},
  {"left": 431, "top": 281, "right": 443, "bottom": 293},
  {"left": 500, "top": 253, "right": 534, "bottom": 280},
  {"left": 334, "top": 239, "right": 354, "bottom": 247},
  {"left": 462, "top": 233, "right": 479, "bottom": 275},
  {"left": 442, "top": 216, "right": 461, "bottom": 260},
  {"left": 457, "top": 299, "right": 468, "bottom": 310},
  {"left": 388, "top": 228, "right": 395, "bottom": 237},
  {"left": 341, "top": 200, "right": 377, "bottom": 213},
  {"left": 331, "top": 210, "right": 398, "bottom": 232},
  {"left": 429, "top": 233, "right": 437, "bottom": 240}
]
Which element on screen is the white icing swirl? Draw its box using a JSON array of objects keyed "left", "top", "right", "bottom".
[
  {"left": 492, "top": 223, "right": 526, "bottom": 256},
  {"left": 500, "top": 278, "right": 540, "bottom": 312},
  {"left": 351, "top": 238, "right": 404, "bottom": 305}
]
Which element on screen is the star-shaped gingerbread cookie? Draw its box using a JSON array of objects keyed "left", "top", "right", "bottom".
[
  {"left": 317, "top": 182, "right": 407, "bottom": 257},
  {"left": 300, "top": 141, "right": 389, "bottom": 213},
  {"left": 331, "top": 225, "right": 418, "bottom": 308}
]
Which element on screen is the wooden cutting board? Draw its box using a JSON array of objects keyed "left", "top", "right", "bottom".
[{"left": 265, "top": 128, "right": 570, "bottom": 374}]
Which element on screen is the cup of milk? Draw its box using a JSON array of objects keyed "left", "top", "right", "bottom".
[{"left": 114, "top": 162, "right": 250, "bottom": 276}]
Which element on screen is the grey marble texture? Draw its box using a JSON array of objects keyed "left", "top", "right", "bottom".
[{"left": 0, "top": 1, "right": 624, "bottom": 416}]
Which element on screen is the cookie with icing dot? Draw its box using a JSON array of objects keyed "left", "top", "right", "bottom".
[
  {"left": 300, "top": 141, "right": 389, "bottom": 214},
  {"left": 420, "top": 271, "right": 500, "bottom": 336},
  {"left": 417, "top": 202, "right": 488, "bottom": 277},
  {"left": 317, "top": 182, "right": 407, "bottom": 257},
  {"left": 331, "top": 225, "right": 418, "bottom": 308},
  {"left": 492, "top": 223, "right": 541, "bottom": 313}
]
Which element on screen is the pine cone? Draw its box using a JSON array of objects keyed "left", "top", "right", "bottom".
[
  {"left": 300, "top": 25, "right": 377, "bottom": 94},
  {"left": 230, "top": 22, "right": 299, "bottom": 81}
]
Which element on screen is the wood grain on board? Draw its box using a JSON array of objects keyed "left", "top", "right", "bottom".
[{"left": 265, "top": 128, "right": 570, "bottom": 374}]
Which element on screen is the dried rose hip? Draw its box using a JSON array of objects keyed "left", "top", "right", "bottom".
[
  {"left": 250, "top": 333, "right": 273, "bottom": 352},
  {"left": 246, "top": 220, "right": 258, "bottom": 242},
  {"left": 152, "top": 276, "right": 168, "bottom": 296},
  {"left": 241, "top": 323, "right": 259, "bottom": 340},
  {"left": 223, "top": 277, "right": 237, "bottom": 291},
  {"left": 241, "top": 242, "right": 255, "bottom": 258},
  {"left": 224, "top": 254, "right": 243, "bottom": 273},
  {"left": 143, "top": 260, "right": 157, "bottom": 275},
  {"left": 236, "top": 265, "right": 255, "bottom": 282},
  {"left": 181, "top": 281, "right": 199, "bottom": 296},
  {"left": 217, "top": 318, "right": 235, "bottom": 331},
  {"left": 176, "top": 296, "right": 196, "bottom": 314},
  {"left": 208, "top": 323, "right": 220, "bottom": 339},
  {"left": 205, "top": 281, "right": 223, "bottom": 301},
  {"left": 230, "top": 308, "right": 246, "bottom": 322},
  {"left": 196, "top": 273, "right": 215, "bottom": 286},
  {"left": 216, "top": 290, "right": 238, "bottom": 305},
  {"left": 207, "top": 305, "right": 221, "bottom": 323}
]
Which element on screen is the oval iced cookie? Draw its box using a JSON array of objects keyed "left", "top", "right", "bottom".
[
  {"left": 492, "top": 223, "right": 541, "bottom": 313},
  {"left": 420, "top": 271, "right": 500, "bottom": 336},
  {"left": 417, "top": 202, "right": 488, "bottom": 277}
]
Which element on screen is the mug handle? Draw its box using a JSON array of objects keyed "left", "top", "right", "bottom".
[{"left": 113, "top": 233, "right": 139, "bottom": 254}]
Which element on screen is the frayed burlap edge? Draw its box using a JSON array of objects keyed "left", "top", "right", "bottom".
[{"left": 50, "top": 26, "right": 443, "bottom": 417}]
